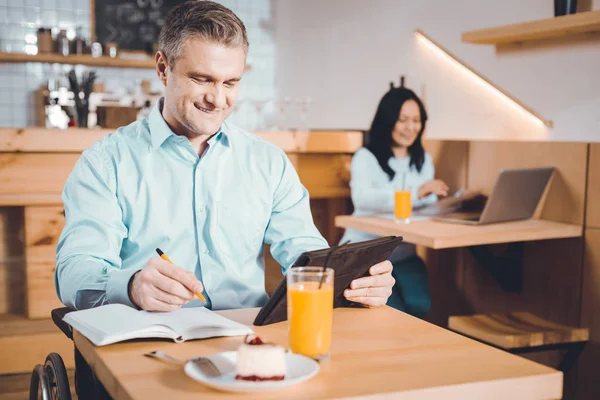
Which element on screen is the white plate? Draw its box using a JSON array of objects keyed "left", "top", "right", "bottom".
[{"left": 184, "top": 351, "right": 320, "bottom": 393}]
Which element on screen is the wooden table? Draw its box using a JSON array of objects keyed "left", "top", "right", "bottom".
[
  {"left": 73, "top": 307, "right": 562, "bottom": 399},
  {"left": 334, "top": 216, "right": 583, "bottom": 249}
]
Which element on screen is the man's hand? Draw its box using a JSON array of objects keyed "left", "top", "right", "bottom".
[
  {"left": 418, "top": 179, "right": 449, "bottom": 198},
  {"left": 129, "top": 257, "right": 204, "bottom": 311},
  {"left": 344, "top": 260, "right": 395, "bottom": 308}
]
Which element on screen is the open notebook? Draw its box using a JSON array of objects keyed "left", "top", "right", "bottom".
[{"left": 63, "top": 304, "right": 254, "bottom": 346}]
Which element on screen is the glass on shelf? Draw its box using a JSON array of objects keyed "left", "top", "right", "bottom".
[
  {"left": 251, "top": 98, "right": 267, "bottom": 131},
  {"left": 295, "top": 96, "right": 312, "bottom": 133},
  {"left": 259, "top": 99, "right": 279, "bottom": 131},
  {"left": 271, "top": 96, "right": 291, "bottom": 132}
]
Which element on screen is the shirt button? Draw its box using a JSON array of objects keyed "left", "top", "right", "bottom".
[
  {"left": 199, "top": 205, "right": 205, "bottom": 212},
  {"left": 203, "top": 249, "right": 209, "bottom": 255}
]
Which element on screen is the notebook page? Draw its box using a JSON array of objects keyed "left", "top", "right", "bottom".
[
  {"left": 64, "top": 304, "right": 175, "bottom": 345},
  {"left": 148, "top": 307, "right": 253, "bottom": 340},
  {"left": 63, "top": 304, "right": 253, "bottom": 345}
]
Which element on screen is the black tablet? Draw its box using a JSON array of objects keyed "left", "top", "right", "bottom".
[{"left": 253, "top": 236, "right": 403, "bottom": 326}]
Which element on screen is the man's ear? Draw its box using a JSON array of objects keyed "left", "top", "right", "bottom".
[{"left": 155, "top": 51, "right": 169, "bottom": 86}]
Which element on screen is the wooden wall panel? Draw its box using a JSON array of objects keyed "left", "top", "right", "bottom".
[
  {"left": 25, "top": 262, "right": 62, "bottom": 319},
  {"left": 461, "top": 238, "right": 582, "bottom": 326},
  {"left": 468, "top": 141, "right": 588, "bottom": 224},
  {"left": 310, "top": 199, "right": 330, "bottom": 241},
  {"left": 23, "top": 206, "right": 64, "bottom": 318},
  {"left": 0, "top": 207, "right": 24, "bottom": 315},
  {"left": 578, "top": 228, "right": 600, "bottom": 400},
  {"left": 0, "top": 154, "right": 79, "bottom": 195},
  {"left": 0, "top": 261, "right": 25, "bottom": 315},
  {"left": 0, "top": 207, "right": 24, "bottom": 261},
  {"left": 423, "top": 140, "right": 469, "bottom": 194},
  {"left": 0, "top": 314, "right": 73, "bottom": 374},
  {"left": 419, "top": 246, "right": 468, "bottom": 327},
  {"left": 587, "top": 144, "right": 600, "bottom": 228},
  {"left": 24, "top": 206, "right": 64, "bottom": 263},
  {"left": 295, "top": 154, "right": 352, "bottom": 199}
]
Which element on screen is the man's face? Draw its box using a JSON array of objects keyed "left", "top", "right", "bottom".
[{"left": 159, "top": 37, "right": 246, "bottom": 138}]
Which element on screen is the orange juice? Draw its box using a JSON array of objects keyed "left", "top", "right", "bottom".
[
  {"left": 288, "top": 281, "right": 333, "bottom": 359},
  {"left": 394, "top": 190, "right": 412, "bottom": 222}
]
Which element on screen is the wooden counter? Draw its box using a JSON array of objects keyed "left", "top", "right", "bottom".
[
  {"left": 0, "top": 127, "right": 362, "bottom": 154},
  {"left": 0, "top": 128, "right": 363, "bottom": 204}
]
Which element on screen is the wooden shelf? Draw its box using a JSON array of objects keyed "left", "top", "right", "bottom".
[
  {"left": 462, "top": 10, "right": 600, "bottom": 45},
  {"left": 0, "top": 51, "right": 252, "bottom": 71},
  {"left": 0, "top": 51, "right": 156, "bottom": 69}
]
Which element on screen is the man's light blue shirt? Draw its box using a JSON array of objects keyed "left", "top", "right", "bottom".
[{"left": 55, "top": 99, "right": 328, "bottom": 310}]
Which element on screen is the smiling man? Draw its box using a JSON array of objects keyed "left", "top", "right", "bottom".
[{"left": 55, "top": 0, "right": 395, "bottom": 312}]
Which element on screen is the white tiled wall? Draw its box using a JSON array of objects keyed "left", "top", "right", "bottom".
[{"left": 0, "top": 0, "right": 276, "bottom": 128}]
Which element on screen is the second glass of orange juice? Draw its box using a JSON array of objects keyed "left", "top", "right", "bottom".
[
  {"left": 395, "top": 190, "right": 412, "bottom": 224},
  {"left": 287, "top": 267, "right": 334, "bottom": 361}
]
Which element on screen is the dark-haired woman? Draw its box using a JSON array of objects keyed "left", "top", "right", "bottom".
[{"left": 339, "top": 87, "right": 448, "bottom": 318}]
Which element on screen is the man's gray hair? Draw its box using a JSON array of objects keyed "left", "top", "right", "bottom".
[{"left": 159, "top": 1, "right": 249, "bottom": 67}]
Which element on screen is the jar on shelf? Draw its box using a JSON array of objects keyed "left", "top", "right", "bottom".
[
  {"left": 37, "top": 28, "right": 53, "bottom": 53},
  {"left": 72, "top": 26, "right": 86, "bottom": 55},
  {"left": 91, "top": 42, "right": 102, "bottom": 57},
  {"left": 105, "top": 41, "right": 118, "bottom": 58},
  {"left": 56, "top": 30, "right": 70, "bottom": 56}
]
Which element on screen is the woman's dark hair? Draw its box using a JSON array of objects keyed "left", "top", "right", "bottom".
[{"left": 366, "top": 87, "right": 428, "bottom": 180}]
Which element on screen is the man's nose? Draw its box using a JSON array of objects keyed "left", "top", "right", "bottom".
[{"left": 205, "top": 85, "right": 227, "bottom": 109}]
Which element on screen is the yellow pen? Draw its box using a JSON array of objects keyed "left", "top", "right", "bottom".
[{"left": 155, "top": 248, "right": 206, "bottom": 302}]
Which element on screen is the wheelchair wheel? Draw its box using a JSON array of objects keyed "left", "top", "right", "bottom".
[
  {"left": 44, "top": 353, "right": 72, "bottom": 400},
  {"left": 29, "top": 364, "right": 50, "bottom": 400}
]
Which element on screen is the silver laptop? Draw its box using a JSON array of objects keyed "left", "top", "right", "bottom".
[{"left": 433, "top": 167, "right": 554, "bottom": 225}]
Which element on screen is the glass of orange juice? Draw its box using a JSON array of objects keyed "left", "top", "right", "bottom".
[
  {"left": 395, "top": 190, "right": 412, "bottom": 223},
  {"left": 287, "top": 267, "right": 334, "bottom": 361}
]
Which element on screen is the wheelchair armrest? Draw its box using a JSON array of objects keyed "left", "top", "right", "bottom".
[{"left": 51, "top": 307, "right": 75, "bottom": 340}]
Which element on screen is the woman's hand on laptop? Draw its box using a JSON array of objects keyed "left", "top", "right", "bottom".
[
  {"left": 128, "top": 257, "right": 204, "bottom": 311},
  {"left": 343, "top": 260, "right": 395, "bottom": 308},
  {"left": 418, "top": 179, "right": 449, "bottom": 198}
]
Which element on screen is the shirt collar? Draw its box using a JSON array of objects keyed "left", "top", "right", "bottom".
[
  {"left": 149, "top": 98, "right": 174, "bottom": 150},
  {"left": 210, "top": 121, "right": 232, "bottom": 148},
  {"left": 149, "top": 98, "right": 232, "bottom": 150}
]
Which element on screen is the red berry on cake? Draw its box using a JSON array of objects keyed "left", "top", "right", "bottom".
[{"left": 235, "top": 335, "right": 286, "bottom": 381}]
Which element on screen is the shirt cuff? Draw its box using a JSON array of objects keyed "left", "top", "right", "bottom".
[{"left": 106, "top": 267, "right": 142, "bottom": 308}]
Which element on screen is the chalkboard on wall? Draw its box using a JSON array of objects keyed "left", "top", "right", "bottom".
[{"left": 91, "top": 0, "right": 188, "bottom": 52}]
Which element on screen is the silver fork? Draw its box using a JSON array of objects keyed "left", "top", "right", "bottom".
[{"left": 144, "top": 351, "right": 222, "bottom": 378}]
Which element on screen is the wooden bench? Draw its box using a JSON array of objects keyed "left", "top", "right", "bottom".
[{"left": 449, "top": 312, "right": 589, "bottom": 373}]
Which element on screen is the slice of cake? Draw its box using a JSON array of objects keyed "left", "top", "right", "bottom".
[{"left": 235, "top": 335, "right": 286, "bottom": 381}]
